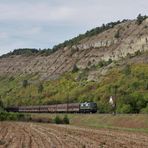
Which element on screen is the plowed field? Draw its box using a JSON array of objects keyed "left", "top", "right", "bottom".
[{"left": 0, "top": 122, "right": 148, "bottom": 148}]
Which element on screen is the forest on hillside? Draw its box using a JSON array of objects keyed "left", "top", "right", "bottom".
[{"left": 0, "top": 53, "right": 148, "bottom": 114}]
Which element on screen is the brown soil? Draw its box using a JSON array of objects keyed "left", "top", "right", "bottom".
[{"left": 0, "top": 122, "right": 148, "bottom": 148}]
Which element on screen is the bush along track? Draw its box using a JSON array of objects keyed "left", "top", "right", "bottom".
[{"left": 0, "top": 112, "right": 70, "bottom": 124}]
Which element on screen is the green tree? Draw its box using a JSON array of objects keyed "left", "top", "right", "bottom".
[
  {"left": 0, "top": 99, "right": 3, "bottom": 108},
  {"left": 0, "top": 98, "right": 4, "bottom": 111},
  {"left": 22, "top": 80, "right": 28, "bottom": 88},
  {"left": 123, "top": 64, "right": 131, "bottom": 75},
  {"left": 72, "top": 64, "right": 79, "bottom": 73},
  {"left": 54, "top": 115, "right": 63, "bottom": 124},
  {"left": 145, "top": 82, "right": 148, "bottom": 90},
  {"left": 98, "top": 60, "right": 105, "bottom": 67},
  {"left": 119, "top": 104, "right": 132, "bottom": 113},
  {"left": 136, "top": 14, "right": 147, "bottom": 25},
  {"left": 140, "top": 105, "right": 148, "bottom": 114},
  {"left": 131, "top": 81, "right": 139, "bottom": 90},
  {"left": 107, "top": 58, "right": 113, "bottom": 65},
  {"left": 136, "top": 14, "right": 143, "bottom": 25},
  {"left": 38, "top": 84, "right": 44, "bottom": 93}
]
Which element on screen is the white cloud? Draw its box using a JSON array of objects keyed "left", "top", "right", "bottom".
[
  {"left": 0, "top": 0, "right": 147, "bottom": 25},
  {"left": 0, "top": 3, "right": 76, "bottom": 23}
]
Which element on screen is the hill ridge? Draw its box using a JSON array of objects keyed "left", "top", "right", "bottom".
[{"left": 0, "top": 18, "right": 148, "bottom": 79}]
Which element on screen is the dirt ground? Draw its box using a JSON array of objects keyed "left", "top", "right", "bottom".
[{"left": 0, "top": 122, "right": 148, "bottom": 148}]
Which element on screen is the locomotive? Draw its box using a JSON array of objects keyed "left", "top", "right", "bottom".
[{"left": 6, "top": 102, "right": 97, "bottom": 113}]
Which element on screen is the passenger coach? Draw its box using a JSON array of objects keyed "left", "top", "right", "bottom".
[{"left": 6, "top": 102, "right": 97, "bottom": 113}]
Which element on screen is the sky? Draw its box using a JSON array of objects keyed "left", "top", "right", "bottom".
[{"left": 0, "top": 0, "right": 147, "bottom": 55}]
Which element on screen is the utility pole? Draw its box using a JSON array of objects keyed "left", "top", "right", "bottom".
[
  {"left": 109, "top": 96, "right": 114, "bottom": 115},
  {"left": 67, "top": 95, "right": 69, "bottom": 113},
  {"left": 67, "top": 78, "right": 70, "bottom": 113},
  {"left": 114, "top": 85, "right": 118, "bottom": 115},
  {"left": 109, "top": 85, "right": 118, "bottom": 115}
]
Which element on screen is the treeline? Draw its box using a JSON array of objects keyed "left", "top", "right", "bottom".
[
  {"left": 53, "top": 20, "right": 127, "bottom": 50},
  {"left": 0, "top": 48, "right": 39, "bottom": 58},
  {"left": 0, "top": 111, "right": 69, "bottom": 124},
  {"left": 0, "top": 20, "right": 126, "bottom": 59},
  {"left": 136, "top": 14, "right": 148, "bottom": 25},
  {"left": 0, "top": 48, "right": 56, "bottom": 58},
  {"left": 1, "top": 15, "right": 147, "bottom": 59},
  {"left": 0, "top": 112, "right": 31, "bottom": 121}
]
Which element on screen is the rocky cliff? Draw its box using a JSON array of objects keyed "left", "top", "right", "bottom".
[{"left": 0, "top": 19, "right": 148, "bottom": 80}]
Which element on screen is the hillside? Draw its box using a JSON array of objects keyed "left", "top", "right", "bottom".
[
  {"left": 0, "top": 16, "right": 148, "bottom": 113},
  {"left": 0, "top": 18, "right": 148, "bottom": 79}
]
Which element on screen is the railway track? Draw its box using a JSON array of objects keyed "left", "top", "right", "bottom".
[{"left": 0, "top": 122, "right": 148, "bottom": 148}]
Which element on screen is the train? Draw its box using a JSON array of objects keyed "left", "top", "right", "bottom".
[{"left": 6, "top": 102, "right": 97, "bottom": 113}]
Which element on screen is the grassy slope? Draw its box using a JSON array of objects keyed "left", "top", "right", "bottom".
[
  {"left": 0, "top": 54, "right": 148, "bottom": 113},
  {"left": 30, "top": 113, "right": 148, "bottom": 133}
]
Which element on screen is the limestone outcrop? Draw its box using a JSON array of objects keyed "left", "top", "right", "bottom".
[{"left": 0, "top": 19, "right": 148, "bottom": 80}]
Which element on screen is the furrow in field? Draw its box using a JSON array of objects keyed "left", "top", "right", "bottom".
[{"left": 0, "top": 122, "right": 148, "bottom": 148}]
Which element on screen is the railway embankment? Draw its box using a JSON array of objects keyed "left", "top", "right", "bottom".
[{"left": 30, "top": 113, "right": 148, "bottom": 133}]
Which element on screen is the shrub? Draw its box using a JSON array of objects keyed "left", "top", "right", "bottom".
[
  {"left": 53, "top": 115, "right": 70, "bottom": 124},
  {"left": 137, "top": 72, "right": 145, "bottom": 79},
  {"left": 114, "top": 29, "right": 120, "bottom": 38},
  {"left": 63, "top": 115, "right": 70, "bottom": 124},
  {"left": 119, "top": 104, "right": 132, "bottom": 113},
  {"left": 9, "top": 76, "right": 15, "bottom": 81},
  {"left": 72, "top": 64, "right": 79, "bottom": 73},
  {"left": 0, "top": 112, "right": 31, "bottom": 121},
  {"left": 0, "top": 99, "right": 4, "bottom": 112},
  {"left": 38, "top": 84, "right": 44, "bottom": 93},
  {"left": 98, "top": 59, "right": 112, "bottom": 68},
  {"left": 140, "top": 105, "right": 148, "bottom": 114},
  {"left": 98, "top": 60, "right": 105, "bottom": 67},
  {"left": 131, "top": 81, "right": 139, "bottom": 90},
  {"left": 87, "top": 61, "right": 91, "bottom": 66},
  {"left": 97, "top": 101, "right": 112, "bottom": 113},
  {"left": 54, "top": 115, "right": 63, "bottom": 124},
  {"left": 107, "top": 58, "right": 112, "bottom": 65},
  {"left": 126, "top": 53, "right": 134, "bottom": 58},
  {"left": 77, "top": 69, "right": 88, "bottom": 81},
  {"left": 0, "top": 112, "right": 6, "bottom": 121},
  {"left": 7, "top": 113, "right": 18, "bottom": 120},
  {"left": 123, "top": 65, "right": 131, "bottom": 75},
  {"left": 0, "top": 99, "right": 3, "bottom": 107},
  {"left": 0, "top": 107, "right": 4, "bottom": 112},
  {"left": 134, "top": 50, "right": 142, "bottom": 56},
  {"left": 145, "top": 83, "right": 148, "bottom": 90},
  {"left": 22, "top": 80, "right": 28, "bottom": 88}
]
